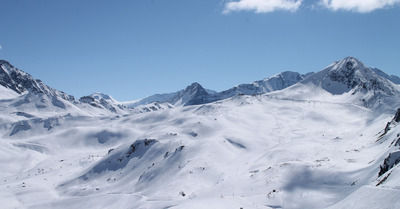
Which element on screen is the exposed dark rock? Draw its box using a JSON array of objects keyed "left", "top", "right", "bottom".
[
  {"left": 10, "top": 120, "right": 31, "bottom": 136},
  {"left": 394, "top": 108, "right": 400, "bottom": 123},
  {"left": 379, "top": 151, "right": 400, "bottom": 177}
]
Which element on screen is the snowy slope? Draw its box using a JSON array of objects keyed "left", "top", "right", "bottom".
[
  {"left": 1, "top": 94, "right": 400, "bottom": 209},
  {"left": 219, "top": 71, "right": 312, "bottom": 97},
  {"left": 1, "top": 57, "right": 400, "bottom": 209},
  {"left": 371, "top": 68, "right": 400, "bottom": 84},
  {"left": 0, "top": 84, "right": 20, "bottom": 100}
]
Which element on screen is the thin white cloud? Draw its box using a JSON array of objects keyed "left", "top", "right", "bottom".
[
  {"left": 0, "top": 45, "right": 2, "bottom": 50},
  {"left": 320, "top": 0, "right": 400, "bottom": 13},
  {"left": 223, "top": 0, "right": 303, "bottom": 14}
]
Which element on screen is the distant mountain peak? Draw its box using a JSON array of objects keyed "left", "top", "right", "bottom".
[
  {"left": 183, "top": 82, "right": 206, "bottom": 94},
  {"left": 326, "top": 57, "right": 368, "bottom": 91},
  {"left": 174, "top": 82, "right": 209, "bottom": 106},
  {"left": 331, "top": 56, "right": 366, "bottom": 72},
  {"left": 90, "top": 92, "right": 116, "bottom": 102},
  {"left": 79, "top": 93, "right": 126, "bottom": 113},
  {"left": 296, "top": 56, "right": 400, "bottom": 109}
]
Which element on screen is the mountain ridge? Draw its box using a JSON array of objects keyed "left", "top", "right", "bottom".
[
  {"left": 122, "top": 71, "right": 314, "bottom": 108},
  {"left": 1, "top": 57, "right": 400, "bottom": 113}
]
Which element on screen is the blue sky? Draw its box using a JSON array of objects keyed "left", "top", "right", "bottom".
[{"left": 1, "top": 0, "right": 399, "bottom": 101}]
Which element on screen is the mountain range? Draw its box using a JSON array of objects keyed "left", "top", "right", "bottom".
[
  {"left": 1, "top": 57, "right": 400, "bottom": 208},
  {"left": 2, "top": 57, "right": 399, "bottom": 112}
]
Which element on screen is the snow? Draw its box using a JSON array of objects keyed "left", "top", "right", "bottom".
[
  {"left": 1, "top": 57, "right": 400, "bottom": 208},
  {"left": 327, "top": 186, "right": 400, "bottom": 209},
  {"left": 1, "top": 93, "right": 400, "bottom": 208},
  {"left": 0, "top": 85, "right": 20, "bottom": 100}
]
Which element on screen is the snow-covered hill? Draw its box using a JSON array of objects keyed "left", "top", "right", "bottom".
[{"left": 1, "top": 57, "right": 400, "bottom": 209}]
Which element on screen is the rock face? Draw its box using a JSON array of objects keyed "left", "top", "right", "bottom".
[
  {"left": 378, "top": 108, "right": 400, "bottom": 178},
  {"left": 379, "top": 151, "right": 400, "bottom": 177},
  {"left": 394, "top": 108, "right": 400, "bottom": 123}
]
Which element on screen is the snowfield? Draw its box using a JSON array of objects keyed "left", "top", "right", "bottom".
[
  {"left": 1, "top": 95, "right": 400, "bottom": 209},
  {"left": 1, "top": 57, "right": 400, "bottom": 208}
]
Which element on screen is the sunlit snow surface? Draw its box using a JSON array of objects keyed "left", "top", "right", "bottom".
[{"left": 1, "top": 92, "right": 400, "bottom": 209}]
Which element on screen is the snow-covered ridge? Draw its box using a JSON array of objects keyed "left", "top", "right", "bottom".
[
  {"left": 0, "top": 61, "right": 133, "bottom": 116},
  {"left": 3, "top": 57, "right": 398, "bottom": 112},
  {"left": 269, "top": 57, "right": 400, "bottom": 111},
  {"left": 122, "top": 56, "right": 399, "bottom": 110},
  {"left": 121, "top": 82, "right": 214, "bottom": 108},
  {"left": 0, "top": 60, "right": 74, "bottom": 101},
  {"left": 123, "top": 71, "right": 313, "bottom": 108}
]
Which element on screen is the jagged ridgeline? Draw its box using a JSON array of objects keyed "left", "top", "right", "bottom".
[{"left": 2, "top": 57, "right": 400, "bottom": 113}]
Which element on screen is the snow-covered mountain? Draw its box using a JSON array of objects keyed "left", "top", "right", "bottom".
[
  {"left": 1, "top": 57, "right": 400, "bottom": 209},
  {"left": 125, "top": 57, "right": 400, "bottom": 110},
  {"left": 79, "top": 93, "right": 127, "bottom": 114},
  {"left": 0, "top": 60, "right": 74, "bottom": 101},
  {"left": 0, "top": 60, "right": 84, "bottom": 122},
  {"left": 124, "top": 71, "right": 312, "bottom": 107},
  {"left": 0, "top": 60, "right": 133, "bottom": 116},
  {"left": 201, "top": 71, "right": 313, "bottom": 104},
  {"left": 269, "top": 57, "right": 400, "bottom": 112},
  {"left": 306, "top": 57, "right": 398, "bottom": 96},
  {"left": 122, "top": 83, "right": 216, "bottom": 108}
]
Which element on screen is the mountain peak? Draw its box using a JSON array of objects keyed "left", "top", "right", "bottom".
[
  {"left": 90, "top": 92, "right": 116, "bottom": 102},
  {"left": 316, "top": 56, "right": 381, "bottom": 93},
  {"left": 178, "top": 82, "right": 209, "bottom": 106},
  {"left": 296, "top": 56, "right": 399, "bottom": 109},
  {"left": 328, "top": 56, "right": 367, "bottom": 76},
  {"left": 185, "top": 82, "right": 204, "bottom": 92}
]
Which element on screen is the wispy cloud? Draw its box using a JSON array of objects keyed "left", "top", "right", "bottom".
[
  {"left": 223, "top": 0, "right": 303, "bottom": 14},
  {"left": 320, "top": 0, "right": 400, "bottom": 13},
  {"left": 0, "top": 45, "right": 2, "bottom": 50}
]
